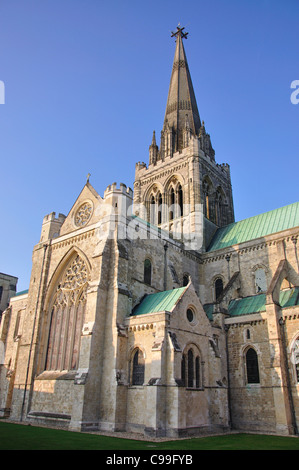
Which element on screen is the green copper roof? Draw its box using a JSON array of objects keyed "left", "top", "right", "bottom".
[
  {"left": 227, "top": 287, "right": 299, "bottom": 317},
  {"left": 279, "top": 287, "right": 299, "bottom": 308},
  {"left": 228, "top": 294, "right": 267, "bottom": 316},
  {"left": 12, "top": 289, "right": 29, "bottom": 297},
  {"left": 208, "top": 202, "right": 299, "bottom": 252},
  {"left": 131, "top": 287, "right": 186, "bottom": 316}
]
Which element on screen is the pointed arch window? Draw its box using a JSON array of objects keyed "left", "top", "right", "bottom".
[
  {"left": 215, "top": 278, "right": 224, "bottom": 301},
  {"left": 131, "top": 348, "right": 145, "bottom": 385},
  {"left": 245, "top": 348, "right": 260, "bottom": 384},
  {"left": 45, "top": 254, "right": 88, "bottom": 371}
]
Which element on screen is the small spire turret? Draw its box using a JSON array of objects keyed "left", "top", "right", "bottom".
[{"left": 149, "top": 130, "right": 159, "bottom": 165}]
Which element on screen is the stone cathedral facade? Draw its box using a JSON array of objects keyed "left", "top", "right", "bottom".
[{"left": 1, "top": 27, "right": 299, "bottom": 437}]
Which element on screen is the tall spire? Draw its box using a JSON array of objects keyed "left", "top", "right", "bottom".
[{"left": 162, "top": 25, "right": 201, "bottom": 154}]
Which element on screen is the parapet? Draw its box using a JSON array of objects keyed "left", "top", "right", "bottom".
[
  {"left": 40, "top": 212, "right": 66, "bottom": 242},
  {"left": 104, "top": 182, "right": 133, "bottom": 199},
  {"left": 135, "top": 162, "right": 147, "bottom": 171},
  {"left": 42, "top": 212, "right": 66, "bottom": 224}
]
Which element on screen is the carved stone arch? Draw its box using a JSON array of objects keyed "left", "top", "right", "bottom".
[
  {"left": 252, "top": 262, "right": 269, "bottom": 274},
  {"left": 45, "top": 246, "right": 91, "bottom": 309},
  {"left": 202, "top": 174, "right": 214, "bottom": 191},
  {"left": 185, "top": 341, "right": 201, "bottom": 352},
  {"left": 164, "top": 174, "right": 185, "bottom": 193},
  {"left": 144, "top": 182, "right": 164, "bottom": 202},
  {"left": 128, "top": 344, "right": 146, "bottom": 360}
]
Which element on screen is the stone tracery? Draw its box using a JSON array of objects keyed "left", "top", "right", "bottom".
[{"left": 45, "top": 254, "right": 88, "bottom": 372}]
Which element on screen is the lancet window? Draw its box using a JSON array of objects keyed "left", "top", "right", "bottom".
[
  {"left": 214, "top": 277, "right": 224, "bottom": 301},
  {"left": 245, "top": 347, "right": 260, "bottom": 384},
  {"left": 203, "top": 178, "right": 213, "bottom": 222},
  {"left": 158, "top": 192, "right": 162, "bottom": 225},
  {"left": 181, "top": 345, "right": 202, "bottom": 389},
  {"left": 131, "top": 348, "right": 145, "bottom": 385},
  {"left": 147, "top": 189, "right": 163, "bottom": 226},
  {"left": 215, "top": 187, "right": 227, "bottom": 226},
  {"left": 144, "top": 258, "right": 152, "bottom": 285},
  {"left": 167, "top": 181, "right": 184, "bottom": 223},
  {"left": 169, "top": 187, "right": 175, "bottom": 221},
  {"left": 45, "top": 254, "right": 88, "bottom": 372}
]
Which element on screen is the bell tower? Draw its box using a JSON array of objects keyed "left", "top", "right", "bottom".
[{"left": 133, "top": 26, "right": 234, "bottom": 250}]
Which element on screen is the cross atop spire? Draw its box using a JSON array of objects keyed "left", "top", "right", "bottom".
[{"left": 171, "top": 24, "right": 189, "bottom": 40}]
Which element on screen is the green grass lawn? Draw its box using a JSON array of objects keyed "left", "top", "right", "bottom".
[{"left": 0, "top": 421, "right": 298, "bottom": 450}]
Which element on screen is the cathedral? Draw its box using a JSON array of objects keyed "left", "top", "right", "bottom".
[{"left": 0, "top": 26, "right": 299, "bottom": 437}]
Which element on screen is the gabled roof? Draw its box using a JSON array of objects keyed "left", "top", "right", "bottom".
[
  {"left": 207, "top": 202, "right": 299, "bottom": 252},
  {"left": 131, "top": 287, "right": 186, "bottom": 316}
]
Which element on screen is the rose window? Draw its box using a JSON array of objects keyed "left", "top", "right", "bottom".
[{"left": 75, "top": 202, "right": 92, "bottom": 227}]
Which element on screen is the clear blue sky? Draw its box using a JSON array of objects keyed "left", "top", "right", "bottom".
[{"left": 0, "top": 0, "right": 298, "bottom": 291}]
